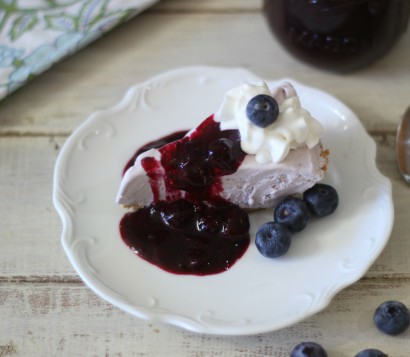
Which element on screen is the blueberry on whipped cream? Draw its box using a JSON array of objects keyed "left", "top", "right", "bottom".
[
  {"left": 246, "top": 94, "right": 279, "bottom": 128},
  {"left": 215, "top": 81, "right": 324, "bottom": 164}
]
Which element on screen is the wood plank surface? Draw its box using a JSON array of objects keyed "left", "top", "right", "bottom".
[
  {"left": 1, "top": 0, "right": 410, "bottom": 355},
  {"left": 0, "top": 10, "right": 409, "bottom": 134},
  {"left": 1, "top": 279, "right": 409, "bottom": 356}
]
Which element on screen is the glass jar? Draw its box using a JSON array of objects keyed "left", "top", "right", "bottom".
[{"left": 263, "top": 0, "right": 410, "bottom": 72}]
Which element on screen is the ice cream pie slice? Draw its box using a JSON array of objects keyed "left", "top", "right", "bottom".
[{"left": 116, "top": 82, "right": 328, "bottom": 210}]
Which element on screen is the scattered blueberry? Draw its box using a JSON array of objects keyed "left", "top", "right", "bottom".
[
  {"left": 274, "top": 197, "right": 311, "bottom": 232},
  {"left": 290, "top": 341, "right": 328, "bottom": 357},
  {"left": 246, "top": 94, "right": 279, "bottom": 128},
  {"left": 373, "top": 300, "right": 410, "bottom": 335},
  {"left": 255, "top": 222, "right": 291, "bottom": 258},
  {"left": 303, "top": 183, "right": 339, "bottom": 217},
  {"left": 354, "top": 349, "right": 388, "bottom": 357}
]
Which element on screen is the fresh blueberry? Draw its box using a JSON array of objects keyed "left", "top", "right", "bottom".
[
  {"left": 373, "top": 300, "right": 410, "bottom": 335},
  {"left": 354, "top": 349, "right": 388, "bottom": 357},
  {"left": 303, "top": 183, "right": 339, "bottom": 217},
  {"left": 290, "top": 341, "right": 328, "bottom": 357},
  {"left": 255, "top": 222, "right": 291, "bottom": 258},
  {"left": 274, "top": 197, "right": 311, "bottom": 232},
  {"left": 246, "top": 94, "right": 279, "bottom": 128}
]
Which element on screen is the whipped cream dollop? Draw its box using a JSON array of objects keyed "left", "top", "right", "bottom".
[{"left": 215, "top": 82, "right": 323, "bottom": 164}]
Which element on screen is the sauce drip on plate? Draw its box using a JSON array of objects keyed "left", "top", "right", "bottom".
[{"left": 120, "top": 116, "right": 251, "bottom": 275}]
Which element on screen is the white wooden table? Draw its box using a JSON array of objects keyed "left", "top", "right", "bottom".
[{"left": 1, "top": 1, "right": 410, "bottom": 355}]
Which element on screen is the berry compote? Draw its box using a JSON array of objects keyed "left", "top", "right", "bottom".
[
  {"left": 119, "top": 115, "right": 251, "bottom": 275},
  {"left": 264, "top": 0, "right": 410, "bottom": 72},
  {"left": 123, "top": 130, "right": 187, "bottom": 175}
]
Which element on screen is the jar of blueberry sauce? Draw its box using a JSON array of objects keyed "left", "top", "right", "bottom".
[{"left": 263, "top": 0, "right": 410, "bottom": 72}]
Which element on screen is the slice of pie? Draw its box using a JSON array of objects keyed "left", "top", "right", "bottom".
[{"left": 116, "top": 82, "right": 328, "bottom": 210}]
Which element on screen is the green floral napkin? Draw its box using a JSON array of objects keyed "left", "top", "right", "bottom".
[{"left": 0, "top": 0, "right": 159, "bottom": 100}]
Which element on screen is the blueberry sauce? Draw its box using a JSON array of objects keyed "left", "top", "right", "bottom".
[
  {"left": 119, "top": 115, "right": 251, "bottom": 275},
  {"left": 264, "top": 0, "right": 410, "bottom": 72},
  {"left": 120, "top": 200, "right": 250, "bottom": 275},
  {"left": 144, "top": 115, "right": 245, "bottom": 202},
  {"left": 122, "top": 130, "right": 187, "bottom": 175}
]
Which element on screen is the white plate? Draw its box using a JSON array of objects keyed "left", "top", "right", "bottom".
[{"left": 53, "top": 66, "right": 394, "bottom": 335}]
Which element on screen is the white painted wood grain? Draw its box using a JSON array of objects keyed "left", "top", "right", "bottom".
[
  {"left": 0, "top": 279, "right": 409, "bottom": 356},
  {"left": 0, "top": 11, "right": 408, "bottom": 135}
]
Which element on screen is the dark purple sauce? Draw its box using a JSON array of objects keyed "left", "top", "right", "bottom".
[
  {"left": 264, "top": 0, "right": 410, "bottom": 72},
  {"left": 120, "top": 115, "right": 250, "bottom": 275},
  {"left": 120, "top": 200, "right": 250, "bottom": 275},
  {"left": 122, "top": 130, "right": 187, "bottom": 176}
]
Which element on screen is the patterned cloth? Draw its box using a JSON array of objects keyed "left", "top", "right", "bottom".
[{"left": 0, "top": 0, "right": 159, "bottom": 100}]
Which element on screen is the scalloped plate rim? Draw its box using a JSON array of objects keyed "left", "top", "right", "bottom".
[{"left": 53, "top": 66, "right": 394, "bottom": 335}]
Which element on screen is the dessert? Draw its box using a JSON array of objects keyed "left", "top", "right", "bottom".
[
  {"left": 117, "top": 82, "right": 328, "bottom": 209},
  {"left": 117, "top": 81, "right": 329, "bottom": 275}
]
